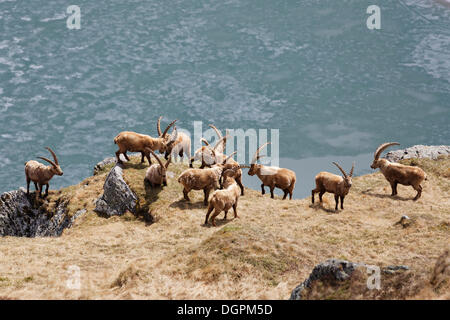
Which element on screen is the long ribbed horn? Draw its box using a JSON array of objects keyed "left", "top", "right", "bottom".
[
  {"left": 349, "top": 162, "right": 355, "bottom": 177},
  {"left": 209, "top": 124, "right": 223, "bottom": 139},
  {"left": 223, "top": 151, "right": 237, "bottom": 164},
  {"left": 157, "top": 116, "right": 163, "bottom": 136},
  {"left": 38, "top": 156, "right": 57, "bottom": 167},
  {"left": 168, "top": 126, "right": 178, "bottom": 144},
  {"left": 201, "top": 138, "right": 210, "bottom": 146},
  {"left": 238, "top": 164, "right": 251, "bottom": 169},
  {"left": 147, "top": 148, "right": 164, "bottom": 168},
  {"left": 213, "top": 135, "right": 230, "bottom": 151},
  {"left": 251, "top": 142, "right": 270, "bottom": 164},
  {"left": 161, "top": 119, "right": 177, "bottom": 138},
  {"left": 333, "top": 162, "right": 347, "bottom": 178},
  {"left": 165, "top": 154, "right": 172, "bottom": 168},
  {"left": 374, "top": 142, "right": 400, "bottom": 160},
  {"left": 46, "top": 147, "right": 59, "bottom": 165}
]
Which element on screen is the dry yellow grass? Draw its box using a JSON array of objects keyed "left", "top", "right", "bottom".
[{"left": 0, "top": 156, "right": 448, "bottom": 300}]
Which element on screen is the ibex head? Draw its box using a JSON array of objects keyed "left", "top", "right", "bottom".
[
  {"left": 164, "top": 125, "right": 179, "bottom": 160},
  {"left": 333, "top": 161, "right": 354, "bottom": 188},
  {"left": 156, "top": 116, "right": 177, "bottom": 153},
  {"left": 148, "top": 148, "right": 171, "bottom": 186},
  {"left": 38, "top": 147, "right": 63, "bottom": 176},
  {"left": 248, "top": 142, "right": 270, "bottom": 176},
  {"left": 370, "top": 142, "right": 400, "bottom": 169}
]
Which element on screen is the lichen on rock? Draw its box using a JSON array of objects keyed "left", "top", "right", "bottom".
[
  {"left": 94, "top": 164, "right": 137, "bottom": 216},
  {"left": 385, "top": 145, "right": 450, "bottom": 162},
  {"left": 0, "top": 188, "right": 83, "bottom": 237}
]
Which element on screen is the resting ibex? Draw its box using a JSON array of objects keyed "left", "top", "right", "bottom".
[
  {"left": 205, "top": 168, "right": 241, "bottom": 226},
  {"left": 312, "top": 162, "right": 354, "bottom": 210},
  {"left": 113, "top": 117, "right": 177, "bottom": 165},
  {"left": 25, "top": 147, "right": 63, "bottom": 203},
  {"left": 144, "top": 149, "right": 172, "bottom": 187},
  {"left": 371, "top": 142, "right": 427, "bottom": 200},
  {"left": 246, "top": 142, "right": 296, "bottom": 200},
  {"left": 190, "top": 135, "right": 227, "bottom": 169}
]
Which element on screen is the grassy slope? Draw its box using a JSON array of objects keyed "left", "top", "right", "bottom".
[{"left": 0, "top": 156, "right": 448, "bottom": 299}]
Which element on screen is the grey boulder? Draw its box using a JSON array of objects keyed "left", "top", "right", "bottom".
[
  {"left": 94, "top": 165, "right": 137, "bottom": 216},
  {"left": 385, "top": 145, "right": 450, "bottom": 162}
]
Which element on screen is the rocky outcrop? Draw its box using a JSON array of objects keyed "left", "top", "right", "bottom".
[
  {"left": 94, "top": 165, "right": 137, "bottom": 216},
  {"left": 93, "top": 154, "right": 127, "bottom": 175},
  {"left": 289, "top": 259, "right": 410, "bottom": 300},
  {"left": 0, "top": 189, "right": 84, "bottom": 237},
  {"left": 385, "top": 145, "right": 450, "bottom": 162},
  {"left": 289, "top": 259, "right": 361, "bottom": 300}
]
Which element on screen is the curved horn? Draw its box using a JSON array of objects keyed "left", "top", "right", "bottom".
[
  {"left": 209, "top": 124, "right": 223, "bottom": 139},
  {"left": 147, "top": 148, "right": 164, "bottom": 168},
  {"left": 238, "top": 164, "right": 251, "bottom": 169},
  {"left": 223, "top": 151, "right": 237, "bottom": 164},
  {"left": 38, "top": 157, "right": 57, "bottom": 167},
  {"left": 201, "top": 138, "right": 210, "bottom": 146},
  {"left": 169, "top": 126, "right": 178, "bottom": 142},
  {"left": 349, "top": 162, "right": 355, "bottom": 177},
  {"left": 332, "top": 162, "right": 347, "bottom": 178},
  {"left": 157, "top": 116, "right": 163, "bottom": 136},
  {"left": 213, "top": 135, "right": 230, "bottom": 151},
  {"left": 165, "top": 154, "right": 172, "bottom": 168},
  {"left": 46, "top": 147, "right": 59, "bottom": 165},
  {"left": 161, "top": 119, "right": 177, "bottom": 138},
  {"left": 374, "top": 142, "right": 400, "bottom": 160},
  {"left": 251, "top": 142, "right": 270, "bottom": 164}
]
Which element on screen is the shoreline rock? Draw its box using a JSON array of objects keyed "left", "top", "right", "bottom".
[
  {"left": 384, "top": 145, "right": 450, "bottom": 162},
  {"left": 0, "top": 188, "right": 84, "bottom": 237}
]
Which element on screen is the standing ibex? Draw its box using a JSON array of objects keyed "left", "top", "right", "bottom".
[
  {"left": 312, "top": 162, "right": 354, "bottom": 211},
  {"left": 204, "top": 168, "right": 241, "bottom": 226},
  {"left": 25, "top": 147, "right": 63, "bottom": 203},
  {"left": 371, "top": 142, "right": 427, "bottom": 200},
  {"left": 178, "top": 152, "right": 236, "bottom": 205},
  {"left": 246, "top": 142, "right": 296, "bottom": 200},
  {"left": 192, "top": 133, "right": 245, "bottom": 195},
  {"left": 113, "top": 117, "right": 177, "bottom": 165},
  {"left": 144, "top": 149, "right": 172, "bottom": 187}
]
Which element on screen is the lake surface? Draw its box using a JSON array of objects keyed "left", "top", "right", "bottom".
[{"left": 0, "top": 0, "right": 449, "bottom": 198}]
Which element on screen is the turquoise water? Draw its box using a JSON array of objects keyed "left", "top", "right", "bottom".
[{"left": 0, "top": 0, "right": 449, "bottom": 198}]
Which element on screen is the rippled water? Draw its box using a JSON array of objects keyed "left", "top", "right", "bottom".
[{"left": 0, "top": 0, "right": 449, "bottom": 197}]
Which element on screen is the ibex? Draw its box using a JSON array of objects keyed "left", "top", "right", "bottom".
[
  {"left": 144, "top": 149, "right": 172, "bottom": 187},
  {"left": 192, "top": 133, "right": 245, "bottom": 195},
  {"left": 113, "top": 117, "right": 177, "bottom": 165},
  {"left": 178, "top": 152, "right": 236, "bottom": 205},
  {"left": 246, "top": 142, "right": 296, "bottom": 200},
  {"left": 161, "top": 118, "right": 191, "bottom": 162},
  {"left": 25, "top": 147, "right": 63, "bottom": 203},
  {"left": 371, "top": 142, "right": 427, "bottom": 200},
  {"left": 312, "top": 162, "right": 354, "bottom": 211},
  {"left": 190, "top": 135, "right": 227, "bottom": 169},
  {"left": 205, "top": 168, "right": 241, "bottom": 226}
]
